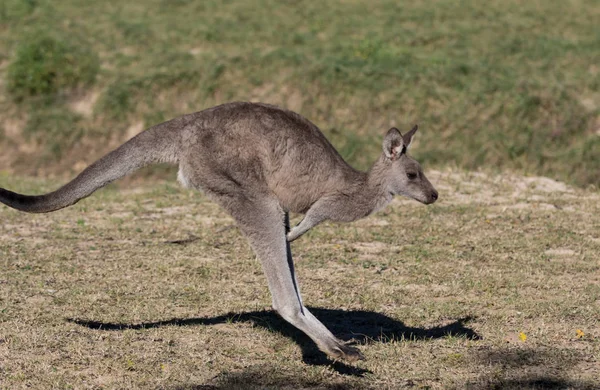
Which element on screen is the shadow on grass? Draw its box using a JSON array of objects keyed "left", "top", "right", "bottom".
[
  {"left": 169, "top": 364, "right": 373, "bottom": 390},
  {"left": 466, "top": 348, "right": 598, "bottom": 390},
  {"left": 68, "top": 307, "right": 479, "bottom": 377}
]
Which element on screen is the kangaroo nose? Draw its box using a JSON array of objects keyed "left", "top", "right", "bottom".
[{"left": 431, "top": 191, "right": 438, "bottom": 201}]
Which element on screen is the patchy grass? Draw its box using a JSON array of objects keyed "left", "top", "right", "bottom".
[
  {"left": 23, "top": 105, "right": 85, "bottom": 160},
  {"left": 6, "top": 31, "right": 99, "bottom": 101},
  {"left": 0, "top": 0, "right": 599, "bottom": 185},
  {"left": 0, "top": 170, "right": 599, "bottom": 389}
]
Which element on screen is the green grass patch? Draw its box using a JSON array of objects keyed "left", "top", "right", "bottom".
[
  {"left": 24, "top": 105, "right": 84, "bottom": 159},
  {"left": 0, "top": 0, "right": 599, "bottom": 186},
  {"left": 7, "top": 31, "right": 99, "bottom": 101},
  {"left": 0, "top": 0, "right": 38, "bottom": 23}
]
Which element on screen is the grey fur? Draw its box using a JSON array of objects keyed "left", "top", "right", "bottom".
[{"left": 0, "top": 102, "right": 438, "bottom": 361}]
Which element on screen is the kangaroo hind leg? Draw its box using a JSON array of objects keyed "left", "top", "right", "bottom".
[{"left": 223, "top": 195, "right": 364, "bottom": 362}]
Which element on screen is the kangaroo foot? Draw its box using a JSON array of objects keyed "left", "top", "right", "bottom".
[{"left": 324, "top": 340, "right": 365, "bottom": 362}]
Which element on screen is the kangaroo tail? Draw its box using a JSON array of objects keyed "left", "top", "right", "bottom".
[{"left": 0, "top": 119, "right": 182, "bottom": 213}]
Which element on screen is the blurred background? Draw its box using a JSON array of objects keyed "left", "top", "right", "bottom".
[{"left": 0, "top": 0, "right": 598, "bottom": 186}]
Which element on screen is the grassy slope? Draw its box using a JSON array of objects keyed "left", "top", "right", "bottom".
[
  {"left": 0, "top": 171, "right": 598, "bottom": 389},
  {"left": 0, "top": 0, "right": 599, "bottom": 185}
]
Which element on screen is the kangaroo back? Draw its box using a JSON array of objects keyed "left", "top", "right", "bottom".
[{"left": 0, "top": 120, "right": 182, "bottom": 213}]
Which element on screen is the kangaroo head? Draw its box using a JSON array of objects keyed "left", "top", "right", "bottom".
[{"left": 381, "top": 125, "right": 438, "bottom": 204}]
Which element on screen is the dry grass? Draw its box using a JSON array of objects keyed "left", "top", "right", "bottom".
[{"left": 0, "top": 170, "right": 599, "bottom": 389}]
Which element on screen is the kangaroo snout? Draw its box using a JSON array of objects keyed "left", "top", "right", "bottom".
[{"left": 425, "top": 189, "right": 438, "bottom": 204}]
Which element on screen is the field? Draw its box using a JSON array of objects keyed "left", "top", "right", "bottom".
[
  {"left": 1, "top": 171, "right": 599, "bottom": 389},
  {"left": 1, "top": 0, "right": 600, "bottom": 389}
]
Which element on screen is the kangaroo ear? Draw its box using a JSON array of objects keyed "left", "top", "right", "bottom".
[
  {"left": 383, "top": 127, "right": 405, "bottom": 160},
  {"left": 403, "top": 125, "right": 418, "bottom": 149}
]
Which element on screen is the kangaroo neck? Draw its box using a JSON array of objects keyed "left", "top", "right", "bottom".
[
  {"left": 335, "top": 156, "right": 393, "bottom": 218},
  {"left": 366, "top": 156, "right": 394, "bottom": 212}
]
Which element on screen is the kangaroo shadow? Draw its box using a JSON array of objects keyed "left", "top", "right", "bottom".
[{"left": 68, "top": 308, "right": 479, "bottom": 377}]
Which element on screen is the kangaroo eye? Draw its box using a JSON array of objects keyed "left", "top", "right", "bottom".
[{"left": 407, "top": 172, "right": 418, "bottom": 180}]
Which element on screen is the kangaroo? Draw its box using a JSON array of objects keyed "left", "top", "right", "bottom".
[{"left": 0, "top": 102, "right": 437, "bottom": 362}]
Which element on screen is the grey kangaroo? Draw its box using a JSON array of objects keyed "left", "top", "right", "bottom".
[{"left": 0, "top": 102, "right": 437, "bottom": 362}]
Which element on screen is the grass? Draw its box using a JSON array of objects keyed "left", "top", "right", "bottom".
[
  {"left": 0, "top": 2, "right": 599, "bottom": 386},
  {"left": 0, "top": 0, "right": 599, "bottom": 185},
  {"left": 6, "top": 30, "right": 99, "bottom": 101},
  {"left": 0, "top": 170, "right": 599, "bottom": 389}
]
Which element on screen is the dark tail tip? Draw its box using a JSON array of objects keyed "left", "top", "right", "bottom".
[{"left": 0, "top": 187, "right": 56, "bottom": 213}]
